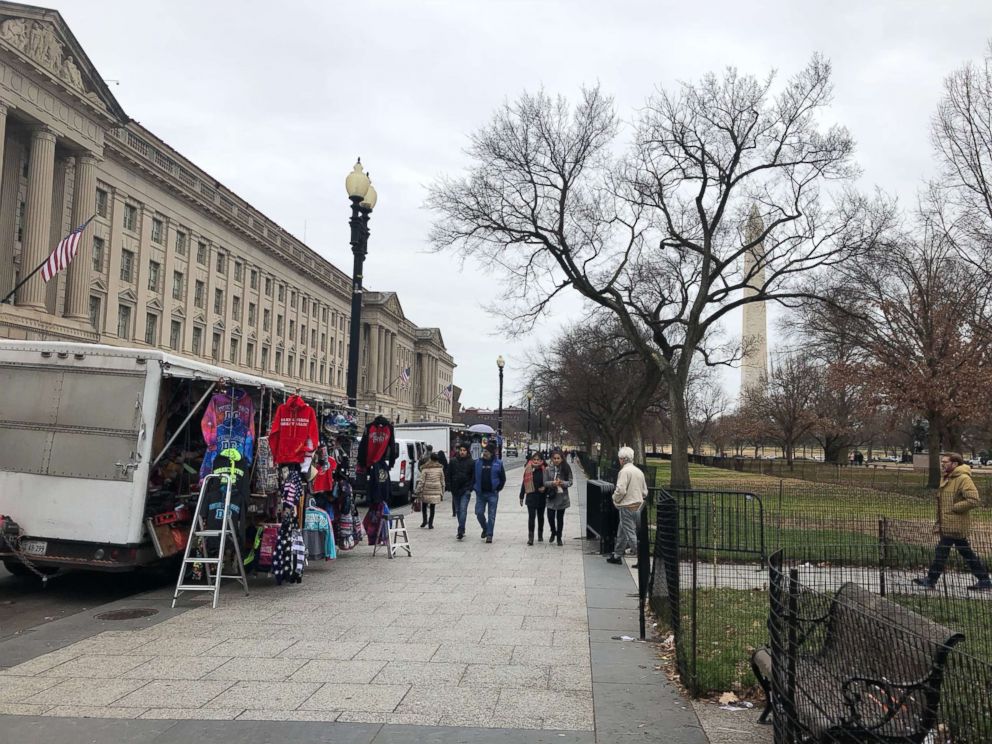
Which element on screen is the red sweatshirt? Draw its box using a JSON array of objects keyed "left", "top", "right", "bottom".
[{"left": 268, "top": 396, "right": 318, "bottom": 465}]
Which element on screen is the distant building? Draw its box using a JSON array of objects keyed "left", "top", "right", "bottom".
[{"left": 457, "top": 405, "right": 529, "bottom": 437}]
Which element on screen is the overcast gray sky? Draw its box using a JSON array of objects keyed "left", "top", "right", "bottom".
[{"left": 60, "top": 0, "right": 992, "bottom": 408}]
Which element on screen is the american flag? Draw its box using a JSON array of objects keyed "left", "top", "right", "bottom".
[
  {"left": 41, "top": 216, "right": 95, "bottom": 282},
  {"left": 442, "top": 383, "right": 453, "bottom": 400},
  {"left": 400, "top": 366, "right": 411, "bottom": 383}
]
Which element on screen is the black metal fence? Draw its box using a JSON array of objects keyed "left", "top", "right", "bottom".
[{"left": 650, "top": 484, "right": 992, "bottom": 722}]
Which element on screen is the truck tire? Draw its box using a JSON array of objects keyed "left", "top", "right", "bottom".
[{"left": 2, "top": 559, "right": 31, "bottom": 577}]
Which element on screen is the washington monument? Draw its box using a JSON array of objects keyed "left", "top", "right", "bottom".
[{"left": 741, "top": 206, "right": 769, "bottom": 395}]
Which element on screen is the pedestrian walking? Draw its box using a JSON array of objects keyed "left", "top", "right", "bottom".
[
  {"left": 474, "top": 445, "right": 506, "bottom": 543},
  {"left": 914, "top": 452, "right": 991, "bottom": 591},
  {"left": 545, "top": 449, "right": 573, "bottom": 546},
  {"left": 519, "top": 451, "right": 548, "bottom": 545},
  {"left": 607, "top": 446, "right": 648, "bottom": 566},
  {"left": 417, "top": 453, "right": 445, "bottom": 529},
  {"left": 449, "top": 442, "right": 476, "bottom": 540}
]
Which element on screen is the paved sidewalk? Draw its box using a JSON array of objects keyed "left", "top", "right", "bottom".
[{"left": 0, "top": 462, "right": 706, "bottom": 743}]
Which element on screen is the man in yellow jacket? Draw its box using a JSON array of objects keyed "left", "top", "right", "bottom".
[{"left": 913, "top": 452, "right": 991, "bottom": 592}]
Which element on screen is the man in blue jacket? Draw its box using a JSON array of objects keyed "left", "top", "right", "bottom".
[{"left": 474, "top": 445, "right": 506, "bottom": 544}]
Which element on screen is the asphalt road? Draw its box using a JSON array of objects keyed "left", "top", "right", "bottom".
[{"left": 0, "top": 563, "right": 172, "bottom": 640}]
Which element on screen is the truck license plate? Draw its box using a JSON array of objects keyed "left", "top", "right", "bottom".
[{"left": 21, "top": 540, "right": 47, "bottom": 556}]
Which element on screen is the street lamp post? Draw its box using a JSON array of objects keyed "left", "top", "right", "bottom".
[
  {"left": 496, "top": 355, "right": 505, "bottom": 458},
  {"left": 538, "top": 408, "right": 543, "bottom": 452},
  {"left": 526, "top": 391, "right": 533, "bottom": 454},
  {"left": 344, "top": 160, "right": 378, "bottom": 410}
]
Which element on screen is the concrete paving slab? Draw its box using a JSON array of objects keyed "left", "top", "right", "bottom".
[
  {"left": 204, "top": 680, "right": 321, "bottom": 710},
  {"left": 123, "top": 655, "right": 231, "bottom": 680},
  {"left": 371, "top": 660, "right": 466, "bottom": 686},
  {"left": 300, "top": 682, "right": 409, "bottom": 712},
  {"left": 277, "top": 640, "right": 369, "bottom": 660},
  {"left": 20, "top": 677, "right": 148, "bottom": 707},
  {"left": 460, "top": 663, "right": 549, "bottom": 689},
  {"left": 288, "top": 658, "right": 387, "bottom": 684},
  {"left": 203, "top": 656, "right": 308, "bottom": 682}
]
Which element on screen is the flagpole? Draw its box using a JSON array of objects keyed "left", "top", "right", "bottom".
[
  {"left": 1, "top": 256, "right": 50, "bottom": 306},
  {"left": 1, "top": 214, "right": 96, "bottom": 306},
  {"left": 383, "top": 370, "right": 409, "bottom": 395}
]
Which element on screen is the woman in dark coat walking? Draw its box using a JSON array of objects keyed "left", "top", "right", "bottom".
[
  {"left": 545, "top": 449, "right": 573, "bottom": 546},
  {"left": 519, "top": 451, "right": 548, "bottom": 545}
]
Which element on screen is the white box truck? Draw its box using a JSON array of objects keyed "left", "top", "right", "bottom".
[{"left": 0, "top": 340, "right": 283, "bottom": 575}]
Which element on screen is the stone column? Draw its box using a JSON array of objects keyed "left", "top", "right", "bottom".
[
  {"left": 0, "top": 108, "right": 18, "bottom": 300},
  {"left": 45, "top": 156, "right": 68, "bottom": 315},
  {"left": 17, "top": 126, "right": 57, "bottom": 310},
  {"left": 65, "top": 152, "right": 98, "bottom": 319},
  {"left": 368, "top": 324, "right": 379, "bottom": 395},
  {"left": 388, "top": 334, "right": 396, "bottom": 397}
]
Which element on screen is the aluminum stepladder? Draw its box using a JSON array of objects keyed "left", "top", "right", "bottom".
[{"left": 172, "top": 448, "right": 249, "bottom": 609}]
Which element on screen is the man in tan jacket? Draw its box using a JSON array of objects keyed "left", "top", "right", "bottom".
[
  {"left": 607, "top": 446, "right": 648, "bottom": 566},
  {"left": 913, "top": 452, "right": 990, "bottom": 592}
]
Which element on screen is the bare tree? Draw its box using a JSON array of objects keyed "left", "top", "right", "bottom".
[
  {"left": 685, "top": 366, "right": 731, "bottom": 455},
  {"left": 429, "top": 59, "right": 880, "bottom": 488},
  {"left": 808, "top": 219, "right": 992, "bottom": 486},
  {"left": 743, "top": 354, "right": 820, "bottom": 465},
  {"left": 525, "top": 319, "right": 661, "bottom": 462}
]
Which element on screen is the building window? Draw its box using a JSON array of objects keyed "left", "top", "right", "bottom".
[
  {"left": 144, "top": 313, "right": 158, "bottom": 345},
  {"left": 96, "top": 188, "right": 109, "bottom": 217},
  {"left": 277, "top": 314, "right": 284, "bottom": 335},
  {"left": 170, "top": 319, "right": 182, "bottom": 351},
  {"left": 117, "top": 305, "right": 132, "bottom": 339},
  {"left": 290, "top": 290, "right": 297, "bottom": 309},
  {"left": 172, "top": 271, "right": 184, "bottom": 300},
  {"left": 263, "top": 308, "right": 271, "bottom": 331},
  {"left": 234, "top": 261, "right": 244, "bottom": 282},
  {"left": 216, "top": 253, "right": 226, "bottom": 275},
  {"left": 88, "top": 295, "right": 102, "bottom": 331},
  {"left": 311, "top": 329, "right": 317, "bottom": 348},
  {"left": 175, "top": 230, "right": 188, "bottom": 256},
  {"left": 248, "top": 302, "right": 256, "bottom": 326},
  {"left": 322, "top": 307, "right": 328, "bottom": 323},
  {"left": 211, "top": 332, "right": 221, "bottom": 361},
  {"left": 301, "top": 324, "right": 307, "bottom": 344},
  {"left": 320, "top": 363, "right": 325, "bottom": 382},
  {"left": 338, "top": 368, "right": 343, "bottom": 387},
  {"left": 232, "top": 295, "right": 241, "bottom": 317},
  {"left": 194, "top": 280, "right": 205, "bottom": 309},
  {"left": 299, "top": 357, "right": 305, "bottom": 378},
  {"left": 321, "top": 333, "right": 326, "bottom": 352},
  {"left": 196, "top": 241, "right": 207, "bottom": 265},
  {"left": 302, "top": 297, "right": 309, "bottom": 315},
  {"left": 310, "top": 360, "right": 316, "bottom": 381},
  {"left": 261, "top": 345, "right": 269, "bottom": 370},
  {"left": 278, "top": 284, "right": 285, "bottom": 302},
  {"left": 250, "top": 269, "right": 258, "bottom": 290},
  {"left": 123, "top": 204, "right": 138, "bottom": 232},
  {"left": 264, "top": 276, "right": 272, "bottom": 297},
  {"left": 148, "top": 260, "right": 161, "bottom": 292},
  {"left": 92, "top": 236, "right": 105, "bottom": 271},
  {"left": 229, "top": 337, "right": 239, "bottom": 364},
  {"left": 120, "top": 249, "right": 134, "bottom": 282},
  {"left": 275, "top": 350, "right": 282, "bottom": 373},
  {"left": 192, "top": 326, "right": 203, "bottom": 355},
  {"left": 289, "top": 319, "right": 295, "bottom": 339},
  {"left": 214, "top": 288, "right": 224, "bottom": 314},
  {"left": 245, "top": 341, "right": 254, "bottom": 366},
  {"left": 151, "top": 217, "right": 164, "bottom": 244},
  {"left": 288, "top": 353, "right": 295, "bottom": 375}
]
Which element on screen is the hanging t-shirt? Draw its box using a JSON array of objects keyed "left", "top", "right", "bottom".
[
  {"left": 200, "top": 389, "right": 255, "bottom": 481},
  {"left": 358, "top": 418, "right": 396, "bottom": 469}
]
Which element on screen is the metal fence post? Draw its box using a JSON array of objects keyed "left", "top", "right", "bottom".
[
  {"left": 638, "top": 495, "right": 650, "bottom": 640},
  {"left": 690, "top": 512, "right": 699, "bottom": 696},
  {"left": 878, "top": 517, "right": 888, "bottom": 597}
]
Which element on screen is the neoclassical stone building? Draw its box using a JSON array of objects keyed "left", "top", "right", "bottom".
[{"left": 0, "top": 2, "right": 454, "bottom": 422}]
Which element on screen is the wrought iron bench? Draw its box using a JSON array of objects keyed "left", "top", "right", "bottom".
[{"left": 751, "top": 581, "right": 964, "bottom": 743}]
